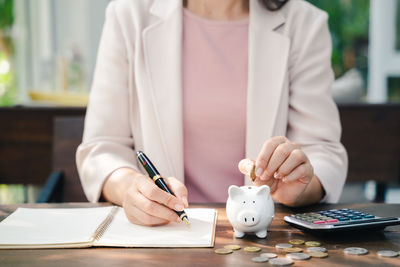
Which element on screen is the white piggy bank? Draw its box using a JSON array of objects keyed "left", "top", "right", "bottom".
[{"left": 226, "top": 185, "right": 274, "bottom": 238}]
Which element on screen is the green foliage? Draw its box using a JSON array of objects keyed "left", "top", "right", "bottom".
[
  {"left": 0, "top": 0, "right": 14, "bottom": 29},
  {"left": 0, "top": 0, "right": 15, "bottom": 106},
  {"left": 307, "top": 0, "right": 370, "bottom": 78},
  {"left": 0, "top": 53, "right": 16, "bottom": 106},
  {"left": 0, "top": 184, "right": 25, "bottom": 204},
  {"left": 388, "top": 77, "right": 400, "bottom": 102}
]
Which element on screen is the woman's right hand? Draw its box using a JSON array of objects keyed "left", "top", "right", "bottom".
[{"left": 103, "top": 168, "right": 189, "bottom": 226}]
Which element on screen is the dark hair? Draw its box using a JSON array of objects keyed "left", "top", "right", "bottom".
[{"left": 260, "top": 0, "right": 289, "bottom": 11}]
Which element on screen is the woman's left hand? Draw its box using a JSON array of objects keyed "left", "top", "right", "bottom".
[{"left": 239, "top": 136, "right": 315, "bottom": 206}]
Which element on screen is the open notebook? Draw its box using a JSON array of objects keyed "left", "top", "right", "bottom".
[{"left": 0, "top": 206, "right": 217, "bottom": 249}]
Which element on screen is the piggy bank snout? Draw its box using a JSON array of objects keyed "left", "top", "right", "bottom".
[{"left": 236, "top": 210, "right": 260, "bottom": 227}]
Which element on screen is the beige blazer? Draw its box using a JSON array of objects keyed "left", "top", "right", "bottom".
[{"left": 76, "top": 0, "right": 348, "bottom": 203}]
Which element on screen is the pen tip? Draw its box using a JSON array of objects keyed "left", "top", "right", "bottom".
[{"left": 183, "top": 217, "right": 191, "bottom": 228}]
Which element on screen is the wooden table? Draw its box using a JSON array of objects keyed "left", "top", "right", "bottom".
[{"left": 0, "top": 203, "right": 399, "bottom": 266}]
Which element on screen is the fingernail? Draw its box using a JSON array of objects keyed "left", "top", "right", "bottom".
[
  {"left": 274, "top": 172, "right": 281, "bottom": 179},
  {"left": 176, "top": 217, "right": 182, "bottom": 223},
  {"left": 181, "top": 196, "right": 189, "bottom": 208},
  {"left": 255, "top": 168, "right": 263, "bottom": 176},
  {"left": 260, "top": 173, "right": 267, "bottom": 181},
  {"left": 175, "top": 204, "right": 184, "bottom": 211}
]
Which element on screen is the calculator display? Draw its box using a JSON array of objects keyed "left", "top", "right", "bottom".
[{"left": 284, "top": 208, "right": 400, "bottom": 233}]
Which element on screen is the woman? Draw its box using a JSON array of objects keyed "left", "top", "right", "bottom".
[{"left": 76, "top": 0, "right": 347, "bottom": 226}]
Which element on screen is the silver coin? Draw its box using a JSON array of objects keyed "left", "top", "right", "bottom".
[
  {"left": 275, "top": 243, "right": 293, "bottom": 249},
  {"left": 286, "top": 252, "right": 311, "bottom": 260},
  {"left": 252, "top": 256, "right": 269, "bottom": 263},
  {"left": 344, "top": 247, "right": 369, "bottom": 255},
  {"left": 307, "top": 247, "right": 327, "bottom": 253},
  {"left": 260, "top": 253, "right": 277, "bottom": 259},
  {"left": 377, "top": 250, "right": 399, "bottom": 258},
  {"left": 268, "top": 258, "right": 294, "bottom": 266}
]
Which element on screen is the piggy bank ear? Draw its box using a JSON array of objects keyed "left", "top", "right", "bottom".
[
  {"left": 256, "top": 185, "right": 270, "bottom": 196},
  {"left": 228, "top": 185, "right": 243, "bottom": 199}
]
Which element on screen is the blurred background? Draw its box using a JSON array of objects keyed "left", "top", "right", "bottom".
[{"left": 0, "top": 0, "right": 399, "bottom": 204}]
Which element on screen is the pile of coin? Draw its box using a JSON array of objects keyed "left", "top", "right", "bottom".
[
  {"left": 274, "top": 239, "right": 328, "bottom": 262},
  {"left": 252, "top": 252, "right": 296, "bottom": 265},
  {"left": 306, "top": 246, "right": 328, "bottom": 258},
  {"left": 214, "top": 239, "right": 399, "bottom": 264},
  {"left": 214, "top": 239, "right": 327, "bottom": 265}
]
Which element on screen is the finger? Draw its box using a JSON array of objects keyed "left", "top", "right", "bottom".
[
  {"left": 262, "top": 142, "right": 299, "bottom": 180},
  {"left": 134, "top": 191, "right": 181, "bottom": 223},
  {"left": 275, "top": 149, "right": 307, "bottom": 178},
  {"left": 238, "top": 158, "right": 254, "bottom": 175},
  {"left": 254, "top": 177, "right": 279, "bottom": 194},
  {"left": 268, "top": 179, "right": 279, "bottom": 194},
  {"left": 164, "top": 177, "right": 189, "bottom": 208},
  {"left": 137, "top": 178, "right": 185, "bottom": 212},
  {"left": 123, "top": 201, "right": 170, "bottom": 226},
  {"left": 238, "top": 158, "right": 256, "bottom": 181},
  {"left": 282, "top": 163, "right": 313, "bottom": 184},
  {"left": 255, "top": 136, "right": 287, "bottom": 179},
  {"left": 254, "top": 174, "right": 276, "bottom": 188}
]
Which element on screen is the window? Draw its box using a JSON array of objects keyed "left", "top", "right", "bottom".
[
  {"left": 13, "top": 0, "right": 109, "bottom": 106},
  {"left": 368, "top": 0, "right": 400, "bottom": 102}
]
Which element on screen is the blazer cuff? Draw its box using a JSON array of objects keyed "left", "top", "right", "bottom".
[
  {"left": 308, "top": 158, "right": 346, "bottom": 203},
  {"left": 77, "top": 145, "right": 140, "bottom": 203}
]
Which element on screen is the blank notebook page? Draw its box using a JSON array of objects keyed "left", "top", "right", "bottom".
[
  {"left": 97, "top": 208, "right": 216, "bottom": 247},
  {"left": 0, "top": 207, "right": 113, "bottom": 245}
]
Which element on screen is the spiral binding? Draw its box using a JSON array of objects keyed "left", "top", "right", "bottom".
[{"left": 91, "top": 206, "right": 119, "bottom": 241}]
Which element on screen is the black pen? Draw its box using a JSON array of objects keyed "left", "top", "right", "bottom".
[{"left": 136, "top": 151, "right": 190, "bottom": 226}]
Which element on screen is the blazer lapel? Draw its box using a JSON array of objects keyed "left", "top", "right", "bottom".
[
  {"left": 142, "top": 0, "right": 184, "bottom": 180},
  {"left": 246, "top": 0, "right": 290, "bottom": 164}
]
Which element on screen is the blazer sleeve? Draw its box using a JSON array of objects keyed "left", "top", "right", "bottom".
[
  {"left": 286, "top": 9, "right": 348, "bottom": 203},
  {"left": 76, "top": 2, "right": 139, "bottom": 203}
]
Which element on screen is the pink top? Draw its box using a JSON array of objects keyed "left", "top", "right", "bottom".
[{"left": 182, "top": 9, "right": 249, "bottom": 203}]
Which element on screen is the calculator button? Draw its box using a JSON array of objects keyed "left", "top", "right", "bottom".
[
  {"left": 338, "top": 217, "right": 350, "bottom": 221},
  {"left": 313, "top": 220, "right": 326, "bottom": 224},
  {"left": 325, "top": 219, "right": 338, "bottom": 223},
  {"left": 351, "top": 216, "right": 362, "bottom": 220},
  {"left": 363, "top": 215, "right": 375, "bottom": 219}
]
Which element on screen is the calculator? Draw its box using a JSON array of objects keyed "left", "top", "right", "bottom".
[{"left": 284, "top": 208, "right": 400, "bottom": 233}]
